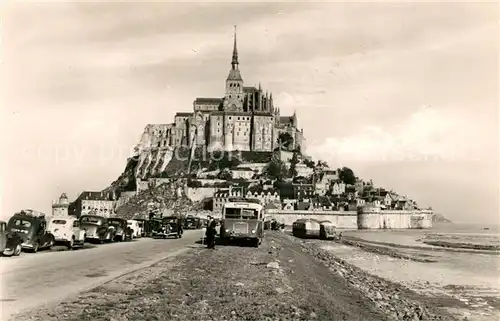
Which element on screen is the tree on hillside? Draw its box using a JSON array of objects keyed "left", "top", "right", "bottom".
[
  {"left": 303, "top": 158, "right": 315, "bottom": 168},
  {"left": 209, "top": 151, "right": 241, "bottom": 171},
  {"left": 218, "top": 169, "right": 233, "bottom": 181},
  {"left": 288, "top": 151, "right": 299, "bottom": 178},
  {"left": 265, "top": 159, "right": 287, "bottom": 180},
  {"left": 273, "top": 180, "right": 295, "bottom": 199},
  {"left": 316, "top": 160, "right": 329, "bottom": 169},
  {"left": 339, "top": 167, "right": 356, "bottom": 185},
  {"left": 278, "top": 132, "right": 294, "bottom": 150}
]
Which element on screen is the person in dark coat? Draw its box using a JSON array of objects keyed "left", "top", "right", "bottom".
[{"left": 205, "top": 220, "right": 217, "bottom": 249}]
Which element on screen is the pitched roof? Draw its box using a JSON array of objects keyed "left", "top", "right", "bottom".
[
  {"left": 214, "top": 190, "right": 230, "bottom": 198},
  {"left": 279, "top": 116, "right": 293, "bottom": 125},
  {"left": 227, "top": 69, "right": 243, "bottom": 81},
  {"left": 253, "top": 112, "right": 273, "bottom": 117},
  {"left": 79, "top": 191, "right": 115, "bottom": 201},
  {"left": 243, "top": 86, "right": 258, "bottom": 93},
  {"left": 317, "top": 196, "right": 332, "bottom": 207},
  {"left": 297, "top": 202, "right": 310, "bottom": 210},
  {"left": 264, "top": 202, "right": 280, "bottom": 210},
  {"left": 175, "top": 112, "right": 192, "bottom": 117},
  {"left": 195, "top": 98, "right": 223, "bottom": 104}
]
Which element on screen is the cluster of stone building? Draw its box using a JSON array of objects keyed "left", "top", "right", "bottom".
[
  {"left": 51, "top": 191, "right": 119, "bottom": 218},
  {"left": 136, "top": 29, "right": 305, "bottom": 155},
  {"left": 210, "top": 172, "right": 420, "bottom": 215}
]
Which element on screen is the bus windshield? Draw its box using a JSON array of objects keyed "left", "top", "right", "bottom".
[{"left": 224, "top": 208, "right": 259, "bottom": 219}]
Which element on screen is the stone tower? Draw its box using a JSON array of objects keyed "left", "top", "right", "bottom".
[
  {"left": 52, "top": 192, "right": 69, "bottom": 217},
  {"left": 223, "top": 26, "right": 244, "bottom": 112}
]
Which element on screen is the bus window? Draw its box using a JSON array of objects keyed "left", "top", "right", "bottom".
[
  {"left": 224, "top": 208, "right": 259, "bottom": 219},
  {"left": 241, "top": 209, "right": 258, "bottom": 219},
  {"left": 225, "top": 208, "right": 241, "bottom": 219}
]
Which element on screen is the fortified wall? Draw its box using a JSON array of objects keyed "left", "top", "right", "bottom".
[
  {"left": 265, "top": 208, "right": 434, "bottom": 229},
  {"left": 265, "top": 209, "right": 358, "bottom": 228},
  {"left": 357, "top": 207, "right": 433, "bottom": 229}
]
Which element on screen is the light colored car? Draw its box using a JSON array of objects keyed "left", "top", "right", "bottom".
[
  {"left": 47, "top": 216, "right": 85, "bottom": 249},
  {"left": 127, "top": 220, "right": 142, "bottom": 238}
]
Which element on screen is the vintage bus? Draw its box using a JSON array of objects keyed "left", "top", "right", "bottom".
[{"left": 219, "top": 200, "right": 264, "bottom": 247}]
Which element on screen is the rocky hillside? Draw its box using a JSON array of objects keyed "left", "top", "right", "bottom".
[
  {"left": 104, "top": 157, "right": 138, "bottom": 194},
  {"left": 114, "top": 179, "right": 203, "bottom": 219},
  {"left": 432, "top": 213, "right": 452, "bottom": 223}
]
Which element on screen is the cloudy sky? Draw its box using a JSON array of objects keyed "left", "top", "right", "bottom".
[{"left": 1, "top": 1, "right": 498, "bottom": 224}]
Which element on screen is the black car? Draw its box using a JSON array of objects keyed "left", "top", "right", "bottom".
[
  {"left": 184, "top": 216, "right": 202, "bottom": 229},
  {"left": 153, "top": 216, "right": 183, "bottom": 239},
  {"left": 107, "top": 218, "right": 133, "bottom": 242},
  {"left": 7, "top": 210, "right": 55, "bottom": 253},
  {"left": 1, "top": 220, "right": 23, "bottom": 256}
]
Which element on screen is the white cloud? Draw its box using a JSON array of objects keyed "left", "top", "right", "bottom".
[{"left": 307, "top": 106, "right": 487, "bottom": 166}]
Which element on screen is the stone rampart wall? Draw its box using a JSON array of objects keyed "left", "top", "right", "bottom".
[
  {"left": 264, "top": 209, "right": 434, "bottom": 229},
  {"left": 264, "top": 209, "right": 358, "bottom": 228}
]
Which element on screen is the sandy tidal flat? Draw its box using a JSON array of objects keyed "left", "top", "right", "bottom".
[{"left": 320, "top": 237, "right": 500, "bottom": 321}]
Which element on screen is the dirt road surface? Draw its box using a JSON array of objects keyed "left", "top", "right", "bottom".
[
  {"left": 14, "top": 232, "right": 396, "bottom": 321},
  {"left": 1, "top": 230, "right": 204, "bottom": 320}
]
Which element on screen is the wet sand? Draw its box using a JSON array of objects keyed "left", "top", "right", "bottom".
[{"left": 322, "top": 229, "right": 500, "bottom": 321}]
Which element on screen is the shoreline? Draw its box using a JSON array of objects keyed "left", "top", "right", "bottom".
[
  {"left": 312, "top": 231, "right": 500, "bottom": 321},
  {"left": 343, "top": 235, "right": 500, "bottom": 255}
]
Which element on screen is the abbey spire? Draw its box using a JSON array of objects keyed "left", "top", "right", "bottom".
[
  {"left": 231, "top": 25, "right": 239, "bottom": 70},
  {"left": 224, "top": 25, "right": 244, "bottom": 111},
  {"left": 226, "top": 25, "right": 243, "bottom": 82}
]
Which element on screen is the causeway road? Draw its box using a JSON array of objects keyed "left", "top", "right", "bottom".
[{"left": 0, "top": 230, "right": 204, "bottom": 320}]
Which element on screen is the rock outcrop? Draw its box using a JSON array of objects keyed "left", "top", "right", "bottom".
[
  {"left": 432, "top": 213, "right": 452, "bottom": 223},
  {"left": 114, "top": 179, "right": 203, "bottom": 219}
]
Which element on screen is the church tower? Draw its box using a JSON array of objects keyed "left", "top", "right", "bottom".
[{"left": 223, "top": 26, "right": 244, "bottom": 112}]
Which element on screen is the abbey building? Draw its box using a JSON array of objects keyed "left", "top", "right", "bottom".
[{"left": 138, "top": 29, "right": 305, "bottom": 153}]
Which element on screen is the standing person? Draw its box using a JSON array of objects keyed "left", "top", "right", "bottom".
[
  {"left": 206, "top": 219, "right": 217, "bottom": 249},
  {"left": 204, "top": 216, "right": 212, "bottom": 246}
]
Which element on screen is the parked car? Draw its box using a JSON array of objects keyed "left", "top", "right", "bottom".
[
  {"left": 7, "top": 210, "right": 55, "bottom": 253},
  {"left": 292, "top": 218, "right": 321, "bottom": 238},
  {"left": 0, "top": 220, "right": 23, "bottom": 256},
  {"left": 108, "top": 218, "right": 133, "bottom": 242},
  {"left": 184, "top": 216, "right": 202, "bottom": 229},
  {"left": 319, "top": 220, "right": 337, "bottom": 240},
  {"left": 133, "top": 218, "right": 148, "bottom": 237},
  {"left": 47, "top": 216, "right": 85, "bottom": 249},
  {"left": 153, "top": 216, "right": 183, "bottom": 239},
  {"left": 79, "top": 215, "right": 115, "bottom": 243},
  {"left": 127, "top": 220, "right": 142, "bottom": 238},
  {"left": 263, "top": 216, "right": 272, "bottom": 230},
  {"left": 148, "top": 217, "right": 163, "bottom": 237},
  {"left": 270, "top": 219, "right": 285, "bottom": 231}
]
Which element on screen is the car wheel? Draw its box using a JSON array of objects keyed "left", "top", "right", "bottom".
[
  {"left": 48, "top": 236, "right": 55, "bottom": 249},
  {"left": 14, "top": 244, "right": 22, "bottom": 256}
]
